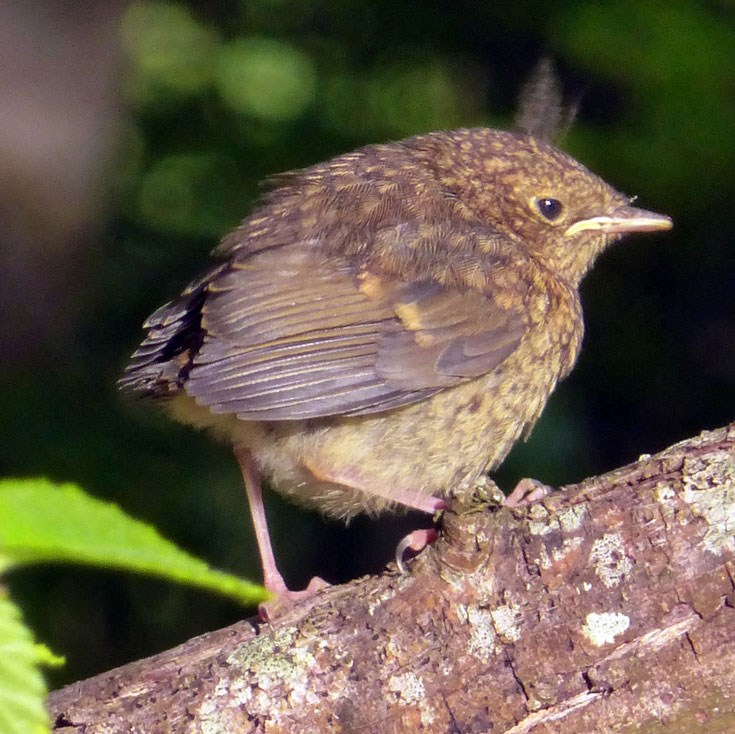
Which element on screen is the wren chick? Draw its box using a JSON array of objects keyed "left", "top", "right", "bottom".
[{"left": 120, "top": 127, "right": 672, "bottom": 599}]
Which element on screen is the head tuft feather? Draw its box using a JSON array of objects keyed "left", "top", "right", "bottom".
[{"left": 515, "top": 58, "right": 578, "bottom": 143}]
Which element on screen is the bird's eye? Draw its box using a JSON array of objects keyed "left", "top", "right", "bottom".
[{"left": 534, "top": 197, "right": 564, "bottom": 221}]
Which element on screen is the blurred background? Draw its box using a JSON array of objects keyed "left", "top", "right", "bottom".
[{"left": 1, "top": 1, "right": 733, "bottom": 688}]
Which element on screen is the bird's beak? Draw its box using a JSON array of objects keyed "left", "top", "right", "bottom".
[{"left": 564, "top": 206, "right": 673, "bottom": 238}]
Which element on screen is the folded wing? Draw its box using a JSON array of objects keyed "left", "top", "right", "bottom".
[{"left": 176, "top": 240, "right": 528, "bottom": 420}]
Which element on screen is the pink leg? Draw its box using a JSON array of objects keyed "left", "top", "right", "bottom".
[
  {"left": 302, "top": 458, "right": 447, "bottom": 574},
  {"left": 304, "top": 458, "right": 448, "bottom": 515},
  {"left": 303, "top": 458, "right": 450, "bottom": 576},
  {"left": 401, "top": 494, "right": 449, "bottom": 514},
  {"left": 234, "top": 446, "right": 290, "bottom": 596},
  {"left": 234, "top": 446, "right": 327, "bottom": 611}
]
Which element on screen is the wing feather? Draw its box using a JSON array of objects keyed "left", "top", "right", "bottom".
[{"left": 180, "top": 238, "right": 530, "bottom": 419}]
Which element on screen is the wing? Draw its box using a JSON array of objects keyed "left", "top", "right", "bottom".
[{"left": 175, "top": 240, "right": 529, "bottom": 421}]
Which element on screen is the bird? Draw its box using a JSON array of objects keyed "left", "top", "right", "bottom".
[{"left": 119, "top": 125, "right": 672, "bottom": 602}]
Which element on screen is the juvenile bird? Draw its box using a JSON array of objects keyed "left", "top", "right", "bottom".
[{"left": 120, "top": 126, "right": 672, "bottom": 600}]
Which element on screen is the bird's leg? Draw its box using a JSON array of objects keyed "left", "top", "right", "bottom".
[
  {"left": 396, "top": 477, "right": 554, "bottom": 570},
  {"left": 302, "top": 457, "right": 447, "bottom": 571},
  {"left": 391, "top": 496, "right": 447, "bottom": 572},
  {"left": 393, "top": 493, "right": 449, "bottom": 514},
  {"left": 234, "top": 446, "right": 326, "bottom": 602},
  {"left": 304, "top": 457, "right": 448, "bottom": 514}
]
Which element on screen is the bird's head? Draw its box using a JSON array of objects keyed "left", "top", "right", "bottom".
[{"left": 419, "top": 129, "right": 672, "bottom": 287}]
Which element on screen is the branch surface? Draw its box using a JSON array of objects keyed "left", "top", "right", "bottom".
[{"left": 48, "top": 424, "right": 735, "bottom": 733}]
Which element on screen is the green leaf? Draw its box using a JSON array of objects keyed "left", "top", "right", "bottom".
[
  {"left": 0, "top": 479, "right": 265, "bottom": 606},
  {"left": 0, "top": 591, "right": 50, "bottom": 734},
  {"left": 33, "top": 644, "right": 65, "bottom": 669}
]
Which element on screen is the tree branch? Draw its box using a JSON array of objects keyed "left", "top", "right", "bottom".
[{"left": 48, "top": 424, "right": 735, "bottom": 733}]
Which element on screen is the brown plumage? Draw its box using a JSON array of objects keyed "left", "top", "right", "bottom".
[{"left": 120, "top": 127, "right": 671, "bottom": 598}]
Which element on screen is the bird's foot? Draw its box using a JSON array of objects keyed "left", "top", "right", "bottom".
[
  {"left": 392, "top": 494, "right": 447, "bottom": 572},
  {"left": 504, "top": 477, "right": 554, "bottom": 507},
  {"left": 259, "top": 575, "right": 329, "bottom": 621},
  {"left": 395, "top": 528, "right": 439, "bottom": 573}
]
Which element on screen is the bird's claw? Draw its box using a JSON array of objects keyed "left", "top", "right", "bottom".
[
  {"left": 395, "top": 528, "right": 438, "bottom": 574},
  {"left": 258, "top": 575, "right": 329, "bottom": 621},
  {"left": 504, "top": 477, "right": 554, "bottom": 507}
]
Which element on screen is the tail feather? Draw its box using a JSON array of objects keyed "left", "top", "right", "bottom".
[{"left": 118, "top": 280, "right": 209, "bottom": 398}]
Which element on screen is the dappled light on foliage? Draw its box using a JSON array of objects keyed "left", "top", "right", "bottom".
[
  {"left": 216, "top": 37, "right": 317, "bottom": 122},
  {"left": 135, "top": 152, "right": 245, "bottom": 236},
  {"left": 121, "top": 1, "right": 220, "bottom": 104}
]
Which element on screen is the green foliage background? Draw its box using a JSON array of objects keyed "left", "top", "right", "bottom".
[{"left": 1, "top": 0, "right": 733, "bottom": 688}]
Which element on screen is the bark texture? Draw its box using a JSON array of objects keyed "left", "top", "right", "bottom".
[{"left": 48, "top": 424, "right": 735, "bottom": 733}]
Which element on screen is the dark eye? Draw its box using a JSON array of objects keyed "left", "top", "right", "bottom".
[{"left": 535, "top": 197, "right": 564, "bottom": 221}]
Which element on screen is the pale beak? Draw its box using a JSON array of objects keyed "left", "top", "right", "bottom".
[{"left": 564, "top": 205, "right": 673, "bottom": 238}]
